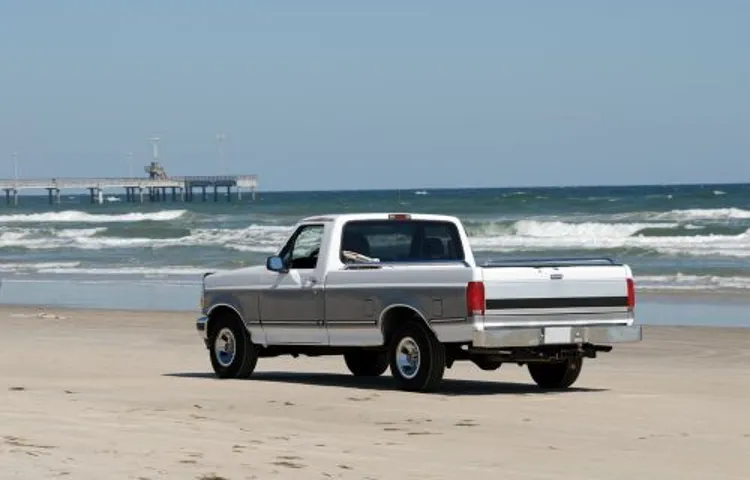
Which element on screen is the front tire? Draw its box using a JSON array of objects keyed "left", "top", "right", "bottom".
[
  {"left": 208, "top": 316, "right": 258, "bottom": 379},
  {"left": 344, "top": 351, "right": 389, "bottom": 376},
  {"left": 528, "top": 356, "right": 583, "bottom": 389},
  {"left": 388, "top": 321, "right": 446, "bottom": 392}
]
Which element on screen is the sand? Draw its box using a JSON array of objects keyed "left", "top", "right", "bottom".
[{"left": 1, "top": 305, "right": 748, "bottom": 479}]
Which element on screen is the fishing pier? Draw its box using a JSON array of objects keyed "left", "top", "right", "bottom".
[{"left": 0, "top": 174, "right": 259, "bottom": 205}]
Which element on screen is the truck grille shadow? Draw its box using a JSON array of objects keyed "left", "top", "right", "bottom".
[{"left": 164, "top": 371, "right": 607, "bottom": 396}]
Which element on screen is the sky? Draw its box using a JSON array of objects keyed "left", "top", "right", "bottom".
[{"left": 0, "top": 0, "right": 748, "bottom": 191}]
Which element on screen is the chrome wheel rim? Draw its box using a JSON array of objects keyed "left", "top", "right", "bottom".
[
  {"left": 395, "top": 336, "right": 421, "bottom": 379},
  {"left": 214, "top": 327, "right": 236, "bottom": 367}
]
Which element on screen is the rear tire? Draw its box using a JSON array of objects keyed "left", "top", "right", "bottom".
[
  {"left": 388, "top": 321, "right": 446, "bottom": 392},
  {"left": 344, "top": 350, "right": 389, "bottom": 376},
  {"left": 208, "top": 315, "right": 258, "bottom": 379},
  {"left": 528, "top": 356, "right": 583, "bottom": 389}
]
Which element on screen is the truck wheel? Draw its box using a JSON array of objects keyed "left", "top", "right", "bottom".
[
  {"left": 343, "top": 351, "right": 389, "bottom": 376},
  {"left": 528, "top": 357, "right": 582, "bottom": 389},
  {"left": 388, "top": 321, "right": 446, "bottom": 392},
  {"left": 208, "top": 316, "right": 258, "bottom": 379}
]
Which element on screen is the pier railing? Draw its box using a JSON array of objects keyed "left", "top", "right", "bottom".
[{"left": 0, "top": 174, "right": 258, "bottom": 190}]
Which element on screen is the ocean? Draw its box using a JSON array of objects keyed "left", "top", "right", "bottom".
[{"left": 1, "top": 183, "right": 750, "bottom": 325}]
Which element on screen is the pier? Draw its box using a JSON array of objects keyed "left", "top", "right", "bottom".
[{"left": 0, "top": 175, "right": 259, "bottom": 205}]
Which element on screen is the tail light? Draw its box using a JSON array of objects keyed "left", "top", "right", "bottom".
[
  {"left": 626, "top": 278, "right": 635, "bottom": 310},
  {"left": 466, "top": 281, "right": 485, "bottom": 316}
]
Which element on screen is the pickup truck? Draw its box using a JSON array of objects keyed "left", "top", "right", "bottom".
[{"left": 196, "top": 212, "right": 641, "bottom": 392}]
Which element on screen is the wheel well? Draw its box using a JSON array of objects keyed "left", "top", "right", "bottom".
[
  {"left": 380, "top": 305, "right": 432, "bottom": 345},
  {"left": 207, "top": 305, "right": 244, "bottom": 338}
]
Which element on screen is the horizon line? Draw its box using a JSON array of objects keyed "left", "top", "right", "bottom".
[{"left": 1, "top": 179, "right": 747, "bottom": 196}]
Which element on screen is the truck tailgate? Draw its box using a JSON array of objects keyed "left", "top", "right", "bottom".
[{"left": 477, "top": 263, "right": 634, "bottom": 328}]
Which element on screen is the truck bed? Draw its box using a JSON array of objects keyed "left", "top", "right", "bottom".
[{"left": 469, "top": 257, "right": 637, "bottom": 348}]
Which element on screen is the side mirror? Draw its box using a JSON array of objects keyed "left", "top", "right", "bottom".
[{"left": 266, "top": 255, "right": 286, "bottom": 273}]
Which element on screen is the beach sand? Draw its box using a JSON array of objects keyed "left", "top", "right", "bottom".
[{"left": 0, "top": 305, "right": 748, "bottom": 479}]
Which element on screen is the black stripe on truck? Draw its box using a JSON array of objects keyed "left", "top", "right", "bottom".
[{"left": 486, "top": 296, "right": 628, "bottom": 310}]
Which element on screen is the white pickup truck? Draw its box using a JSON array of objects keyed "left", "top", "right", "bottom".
[{"left": 196, "top": 212, "right": 641, "bottom": 392}]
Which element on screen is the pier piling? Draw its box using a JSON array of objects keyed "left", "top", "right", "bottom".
[{"left": 46, "top": 188, "right": 61, "bottom": 205}]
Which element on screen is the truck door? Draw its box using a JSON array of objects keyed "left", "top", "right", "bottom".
[{"left": 259, "top": 223, "right": 328, "bottom": 345}]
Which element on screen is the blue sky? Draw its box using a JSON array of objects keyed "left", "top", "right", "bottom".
[{"left": 0, "top": 0, "right": 748, "bottom": 191}]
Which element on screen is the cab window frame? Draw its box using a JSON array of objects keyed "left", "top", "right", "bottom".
[{"left": 338, "top": 219, "right": 465, "bottom": 264}]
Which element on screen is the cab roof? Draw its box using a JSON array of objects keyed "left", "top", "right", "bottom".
[{"left": 297, "top": 212, "right": 461, "bottom": 224}]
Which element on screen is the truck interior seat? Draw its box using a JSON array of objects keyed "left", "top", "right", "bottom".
[
  {"left": 423, "top": 237, "right": 446, "bottom": 259},
  {"left": 341, "top": 231, "right": 371, "bottom": 257}
]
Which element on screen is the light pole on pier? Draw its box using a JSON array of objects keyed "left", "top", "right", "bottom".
[
  {"left": 216, "top": 133, "right": 227, "bottom": 175},
  {"left": 149, "top": 135, "right": 160, "bottom": 162},
  {"left": 11, "top": 151, "right": 18, "bottom": 182},
  {"left": 127, "top": 151, "right": 133, "bottom": 177}
]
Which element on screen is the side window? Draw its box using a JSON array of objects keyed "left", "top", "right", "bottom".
[
  {"left": 280, "top": 224, "right": 324, "bottom": 269},
  {"left": 340, "top": 222, "right": 412, "bottom": 263}
]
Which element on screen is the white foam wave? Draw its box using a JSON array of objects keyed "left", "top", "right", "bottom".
[
  {"left": 1, "top": 217, "right": 749, "bottom": 258},
  {"left": 56, "top": 228, "right": 107, "bottom": 238},
  {"left": 512, "top": 220, "right": 677, "bottom": 238},
  {"left": 612, "top": 207, "right": 750, "bottom": 222},
  {"left": 227, "top": 244, "right": 283, "bottom": 253},
  {"left": 637, "top": 274, "right": 750, "bottom": 291},
  {"left": 0, "top": 231, "right": 28, "bottom": 242},
  {"left": 0, "top": 210, "right": 187, "bottom": 223},
  {"left": 0, "top": 261, "right": 82, "bottom": 272},
  {"left": 0, "top": 227, "right": 106, "bottom": 248},
  {"left": 0, "top": 224, "right": 294, "bottom": 252},
  {"left": 0, "top": 262, "right": 232, "bottom": 281},
  {"left": 35, "top": 266, "right": 225, "bottom": 277},
  {"left": 0, "top": 227, "right": 105, "bottom": 238},
  {"left": 469, "top": 219, "right": 750, "bottom": 257},
  {"left": 468, "top": 220, "right": 677, "bottom": 238},
  {"left": 470, "top": 232, "right": 750, "bottom": 257},
  {"left": 653, "top": 208, "right": 750, "bottom": 221}
]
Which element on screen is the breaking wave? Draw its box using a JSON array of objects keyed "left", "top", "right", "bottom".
[
  {"left": 0, "top": 224, "right": 292, "bottom": 252},
  {"left": 1, "top": 207, "right": 749, "bottom": 259},
  {"left": 637, "top": 274, "right": 750, "bottom": 291},
  {"left": 464, "top": 216, "right": 750, "bottom": 258},
  {"left": 0, "top": 210, "right": 187, "bottom": 223},
  {"left": 611, "top": 207, "right": 750, "bottom": 222}
]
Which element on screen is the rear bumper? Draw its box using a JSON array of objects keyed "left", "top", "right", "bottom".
[{"left": 472, "top": 324, "right": 642, "bottom": 349}]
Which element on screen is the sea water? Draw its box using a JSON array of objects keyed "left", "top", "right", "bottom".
[{"left": 1, "top": 184, "right": 749, "bottom": 326}]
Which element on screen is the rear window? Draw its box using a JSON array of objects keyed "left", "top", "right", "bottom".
[{"left": 339, "top": 220, "right": 464, "bottom": 264}]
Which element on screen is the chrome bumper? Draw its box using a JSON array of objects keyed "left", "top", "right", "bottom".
[
  {"left": 472, "top": 324, "right": 642, "bottom": 349},
  {"left": 196, "top": 315, "right": 208, "bottom": 341}
]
